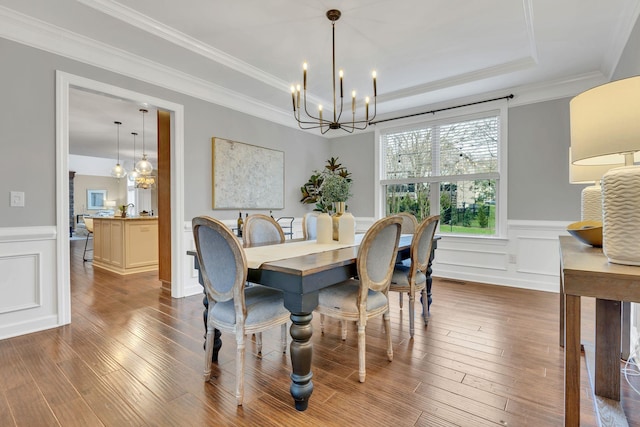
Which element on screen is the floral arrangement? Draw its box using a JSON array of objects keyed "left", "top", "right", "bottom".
[{"left": 300, "top": 157, "right": 352, "bottom": 213}]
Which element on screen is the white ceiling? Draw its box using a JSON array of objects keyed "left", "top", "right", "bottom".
[{"left": 1, "top": 0, "right": 639, "bottom": 160}]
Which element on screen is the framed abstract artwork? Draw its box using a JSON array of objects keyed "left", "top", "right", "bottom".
[{"left": 211, "top": 137, "right": 284, "bottom": 209}]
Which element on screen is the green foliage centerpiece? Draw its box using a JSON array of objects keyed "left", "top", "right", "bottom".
[
  {"left": 300, "top": 157, "right": 352, "bottom": 240},
  {"left": 300, "top": 157, "right": 352, "bottom": 213}
]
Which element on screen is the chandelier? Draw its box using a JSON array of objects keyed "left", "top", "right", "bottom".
[
  {"left": 135, "top": 108, "right": 153, "bottom": 176},
  {"left": 110, "top": 121, "right": 127, "bottom": 179},
  {"left": 291, "top": 9, "right": 377, "bottom": 134},
  {"left": 134, "top": 108, "right": 156, "bottom": 189}
]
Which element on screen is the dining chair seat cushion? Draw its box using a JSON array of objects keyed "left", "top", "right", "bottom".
[
  {"left": 391, "top": 265, "right": 426, "bottom": 289},
  {"left": 319, "top": 279, "right": 388, "bottom": 314},
  {"left": 212, "top": 285, "right": 289, "bottom": 326}
]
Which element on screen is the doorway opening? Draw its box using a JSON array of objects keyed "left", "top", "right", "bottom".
[{"left": 56, "top": 71, "right": 186, "bottom": 325}]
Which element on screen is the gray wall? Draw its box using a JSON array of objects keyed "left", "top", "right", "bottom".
[
  {"left": 330, "top": 132, "right": 376, "bottom": 217},
  {"left": 0, "top": 37, "right": 329, "bottom": 227},
  {"left": 507, "top": 98, "right": 581, "bottom": 220}
]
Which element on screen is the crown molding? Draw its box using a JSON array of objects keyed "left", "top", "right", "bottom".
[
  {"left": 76, "top": 0, "right": 292, "bottom": 94},
  {"left": 0, "top": 5, "right": 295, "bottom": 129},
  {"left": 602, "top": 0, "right": 640, "bottom": 79},
  {"left": 0, "top": 4, "right": 619, "bottom": 138}
]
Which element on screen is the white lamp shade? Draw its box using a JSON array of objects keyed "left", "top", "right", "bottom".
[
  {"left": 569, "top": 148, "right": 616, "bottom": 183},
  {"left": 570, "top": 76, "right": 640, "bottom": 165}
]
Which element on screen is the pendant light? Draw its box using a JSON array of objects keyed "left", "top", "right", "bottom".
[
  {"left": 135, "top": 108, "right": 153, "bottom": 176},
  {"left": 110, "top": 121, "right": 127, "bottom": 179},
  {"left": 128, "top": 132, "right": 140, "bottom": 183}
]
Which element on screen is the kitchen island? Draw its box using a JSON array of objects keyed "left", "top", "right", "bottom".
[{"left": 92, "top": 216, "right": 159, "bottom": 275}]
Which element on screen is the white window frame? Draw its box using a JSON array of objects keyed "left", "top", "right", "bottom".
[{"left": 374, "top": 100, "right": 508, "bottom": 238}]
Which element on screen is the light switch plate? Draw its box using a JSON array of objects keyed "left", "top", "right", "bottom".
[{"left": 10, "top": 191, "right": 25, "bottom": 207}]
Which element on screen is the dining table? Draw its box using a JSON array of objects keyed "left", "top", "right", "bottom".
[{"left": 187, "top": 233, "right": 439, "bottom": 411}]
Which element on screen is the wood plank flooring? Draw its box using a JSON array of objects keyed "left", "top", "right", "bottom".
[{"left": 1, "top": 239, "right": 639, "bottom": 425}]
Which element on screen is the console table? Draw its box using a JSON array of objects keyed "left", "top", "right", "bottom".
[{"left": 559, "top": 236, "right": 640, "bottom": 427}]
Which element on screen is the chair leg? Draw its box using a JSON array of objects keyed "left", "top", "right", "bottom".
[
  {"left": 204, "top": 327, "right": 215, "bottom": 381},
  {"left": 235, "top": 333, "right": 245, "bottom": 406},
  {"left": 383, "top": 310, "right": 393, "bottom": 362},
  {"left": 357, "top": 322, "right": 366, "bottom": 383},
  {"left": 256, "top": 332, "right": 263, "bottom": 356},
  {"left": 420, "top": 288, "right": 429, "bottom": 325},
  {"left": 281, "top": 323, "right": 287, "bottom": 354},
  {"left": 408, "top": 292, "right": 416, "bottom": 338},
  {"left": 320, "top": 314, "right": 325, "bottom": 334},
  {"left": 83, "top": 233, "right": 92, "bottom": 262},
  {"left": 341, "top": 320, "right": 348, "bottom": 341},
  {"left": 399, "top": 292, "right": 403, "bottom": 309}
]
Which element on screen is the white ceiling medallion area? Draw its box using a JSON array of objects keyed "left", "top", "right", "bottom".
[{"left": 1, "top": 1, "right": 638, "bottom": 137}]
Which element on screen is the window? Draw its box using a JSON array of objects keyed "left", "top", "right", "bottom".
[{"left": 378, "top": 105, "right": 507, "bottom": 237}]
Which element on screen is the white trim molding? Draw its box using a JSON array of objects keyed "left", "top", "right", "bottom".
[
  {"left": 0, "top": 227, "right": 58, "bottom": 339},
  {"left": 433, "top": 220, "right": 570, "bottom": 292}
]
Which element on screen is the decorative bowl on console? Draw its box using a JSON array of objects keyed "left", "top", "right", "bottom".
[{"left": 567, "top": 220, "right": 603, "bottom": 247}]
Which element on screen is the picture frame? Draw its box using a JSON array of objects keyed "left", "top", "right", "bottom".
[
  {"left": 212, "top": 137, "right": 284, "bottom": 209},
  {"left": 87, "top": 189, "right": 107, "bottom": 210}
]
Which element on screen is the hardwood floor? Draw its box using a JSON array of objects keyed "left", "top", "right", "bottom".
[{"left": 1, "top": 239, "right": 639, "bottom": 425}]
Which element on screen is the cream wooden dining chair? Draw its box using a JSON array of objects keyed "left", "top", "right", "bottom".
[
  {"left": 302, "top": 211, "right": 320, "bottom": 240},
  {"left": 243, "top": 214, "right": 285, "bottom": 248},
  {"left": 192, "top": 216, "right": 289, "bottom": 406},
  {"left": 389, "top": 215, "right": 440, "bottom": 337},
  {"left": 316, "top": 215, "right": 402, "bottom": 383}
]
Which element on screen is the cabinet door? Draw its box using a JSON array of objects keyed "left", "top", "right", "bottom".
[
  {"left": 109, "top": 221, "right": 124, "bottom": 267},
  {"left": 125, "top": 221, "right": 159, "bottom": 268}
]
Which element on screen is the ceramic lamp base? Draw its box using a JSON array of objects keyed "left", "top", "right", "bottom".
[
  {"left": 581, "top": 184, "right": 601, "bottom": 221},
  {"left": 602, "top": 165, "right": 640, "bottom": 265}
]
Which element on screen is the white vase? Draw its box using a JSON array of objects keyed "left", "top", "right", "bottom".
[
  {"left": 338, "top": 212, "right": 355, "bottom": 244},
  {"left": 317, "top": 213, "right": 333, "bottom": 243},
  {"left": 602, "top": 165, "right": 640, "bottom": 265}
]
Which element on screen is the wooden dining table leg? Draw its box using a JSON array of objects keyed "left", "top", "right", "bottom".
[
  {"left": 289, "top": 312, "right": 314, "bottom": 411},
  {"left": 565, "top": 294, "right": 581, "bottom": 427}
]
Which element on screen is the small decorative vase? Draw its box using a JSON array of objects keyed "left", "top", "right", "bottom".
[
  {"left": 338, "top": 212, "right": 355, "bottom": 244},
  {"left": 317, "top": 213, "right": 333, "bottom": 243},
  {"left": 332, "top": 202, "right": 346, "bottom": 241}
]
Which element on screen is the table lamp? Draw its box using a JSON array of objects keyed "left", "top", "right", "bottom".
[
  {"left": 570, "top": 75, "right": 640, "bottom": 265},
  {"left": 568, "top": 148, "right": 616, "bottom": 221}
]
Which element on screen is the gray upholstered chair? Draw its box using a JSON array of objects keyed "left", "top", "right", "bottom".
[
  {"left": 316, "top": 215, "right": 402, "bottom": 383},
  {"left": 243, "top": 214, "right": 285, "bottom": 248},
  {"left": 302, "top": 211, "right": 320, "bottom": 240},
  {"left": 389, "top": 215, "right": 440, "bottom": 337},
  {"left": 396, "top": 212, "right": 418, "bottom": 235},
  {"left": 192, "top": 216, "right": 289, "bottom": 406},
  {"left": 82, "top": 217, "right": 94, "bottom": 262}
]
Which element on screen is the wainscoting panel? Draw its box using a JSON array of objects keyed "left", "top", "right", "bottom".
[
  {"left": 432, "top": 220, "right": 570, "bottom": 293},
  {"left": 0, "top": 252, "right": 40, "bottom": 314},
  {"left": 0, "top": 227, "right": 58, "bottom": 340}
]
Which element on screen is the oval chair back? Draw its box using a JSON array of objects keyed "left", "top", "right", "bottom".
[
  {"left": 243, "top": 214, "right": 285, "bottom": 247},
  {"left": 302, "top": 211, "right": 320, "bottom": 240},
  {"left": 395, "top": 212, "right": 418, "bottom": 234}
]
